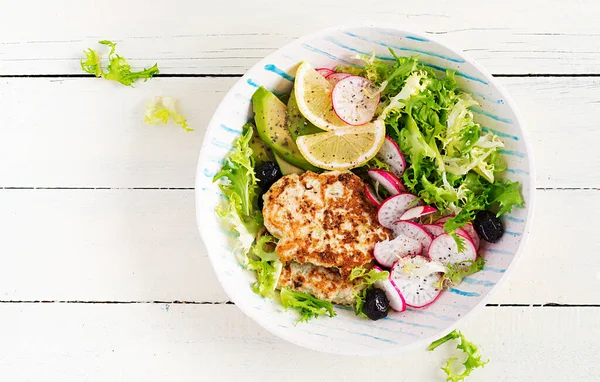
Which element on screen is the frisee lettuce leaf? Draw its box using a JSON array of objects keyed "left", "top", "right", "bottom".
[
  {"left": 435, "top": 257, "right": 486, "bottom": 290},
  {"left": 80, "top": 40, "right": 159, "bottom": 86},
  {"left": 213, "top": 124, "right": 262, "bottom": 255},
  {"left": 349, "top": 267, "right": 390, "bottom": 318},
  {"left": 280, "top": 288, "right": 336, "bottom": 324},
  {"left": 247, "top": 234, "right": 282, "bottom": 297},
  {"left": 361, "top": 51, "right": 524, "bottom": 245},
  {"left": 144, "top": 96, "right": 192, "bottom": 132},
  {"left": 428, "top": 330, "right": 489, "bottom": 381}
]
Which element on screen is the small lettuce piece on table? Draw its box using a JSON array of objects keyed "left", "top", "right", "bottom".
[
  {"left": 144, "top": 96, "right": 192, "bottom": 132},
  {"left": 247, "top": 234, "right": 282, "bottom": 298},
  {"left": 349, "top": 267, "right": 389, "bottom": 318},
  {"left": 213, "top": 124, "right": 263, "bottom": 255},
  {"left": 80, "top": 40, "right": 159, "bottom": 86},
  {"left": 280, "top": 288, "right": 336, "bottom": 324},
  {"left": 428, "top": 330, "right": 489, "bottom": 382}
]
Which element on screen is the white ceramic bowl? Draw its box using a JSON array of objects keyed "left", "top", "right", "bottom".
[{"left": 196, "top": 25, "right": 535, "bottom": 356}]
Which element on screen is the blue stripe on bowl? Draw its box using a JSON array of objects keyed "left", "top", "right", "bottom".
[
  {"left": 504, "top": 231, "right": 522, "bottom": 236},
  {"left": 506, "top": 215, "right": 525, "bottom": 223},
  {"left": 470, "top": 106, "right": 513, "bottom": 124},
  {"left": 264, "top": 64, "right": 295, "bottom": 82},
  {"left": 449, "top": 288, "right": 481, "bottom": 297},
  {"left": 482, "top": 126, "right": 519, "bottom": 140},
  {"left": 219, "top": 123, "right": 242, "bottom": 135},
  {"left": 499, "top": 149, "right": 526, "bottom": 158},
  {"left": 342, "top": 31, "right": 465, "bottom": 63},
  {"left": 383, "top": 317, "right": 439, "bottom": 330},
  {"left": 311, "top": 323, "right": 401, "bottom": 344},
  {"left": 324, "top": 36, "right": 395, "bottom": 61},
  {"left": 483, "top": 266, "right": 507, "bottom": 273},
  {"left": 300, "top": 43, "right": 357, "bottom": 66},
  {"left": 405, "top": 308, "right": 456, "bottom": 322},
  {"left": 485, "top": 248, "right": 515, "bottom": 255},
  {"left": 423, "top": 63, "right": 489, "bottom": 85},
  {"left": 505, "top": 168, "right": 530, "bottom": 175},
  {"left": 462, "top": 278, "right": 496, "bottom": 287},
  {"left": 405, "top": 35, "right": 430, "bottom": 42}
]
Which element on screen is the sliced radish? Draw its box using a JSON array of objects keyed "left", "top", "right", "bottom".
[
  {"left": 422, "top": 224, "right": 445, "bottom": 238},
  {"left": 373, "top": 266, "right": 406, "bottom": 312},
  {"left": 367, "top": 169, "right": 404, "bottom": 196},
  {"left": 377, "top": 193, "right": 421, "bottom": 229},
  {"left": 316, "top": 68, "right": 334, "bottom": 78},
  {"left": 390, "top": 256, "right": 442, "bottom": 308},
  {"left": 462, "top": 223, "right": 481, "bottom": 250},
  {"left": 376, "top": 137, "right": 406, "bottom": 178},
  {"left": 428, "top": 233, "right": 477, "bottom": 265},
  {"left": 331, "top": 76, "right": 380, "bottom": 126},
  {"left": 398, "top": 205, "right": 438, "bottom": 221},
  {"left": 373, "top": 235, "right": 422, "bottom": 267},
  {"left": 364, "top": 184, "right": 382, "bottom": 207},
  {"left": 326, "top": 72, "right": 351, "bottom": 86},
  {"left": 391, "top": 221, "right": 433, "bottom": 254}
]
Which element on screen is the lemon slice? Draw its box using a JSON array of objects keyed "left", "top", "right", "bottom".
[
  {"left": 294, "top": 62, "right": 348, "bottom": 130},
  {"left": 296, "top": 120, "right": 386, "bottom": 170}
]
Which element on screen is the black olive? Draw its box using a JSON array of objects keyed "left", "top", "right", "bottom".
[
  {"left": 255, "top": 161, "right": 282, "bottom": 191},
  {"left": 474, "top": 210, "right": 504, "bottom": 243},
  {"left": 363, "top": 288, "right": 389, "bottom": 321}
]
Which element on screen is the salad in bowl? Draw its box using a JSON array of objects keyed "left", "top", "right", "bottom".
[{"left": 197, "top": 25, "right": 534, "bottom": 355}]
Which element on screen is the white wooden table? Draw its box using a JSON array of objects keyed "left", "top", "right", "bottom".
[{"left": 2, "top": 1, "right": 599, "bottom": 380}]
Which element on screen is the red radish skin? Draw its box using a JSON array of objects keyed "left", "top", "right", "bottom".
[
  {"left": 377, "top": 193, "right": 422, "bottom": 229},
  {"left": 326, "top": 72, "right": 352, "bottom": 86},
  {"left": 398, "top": 205, "right": 438, "bottom": 221},
  {"left": 376, "top": 137, "right": 406, "bottom": 178},
  {"left": 462, "top": 223, "right": 481, "bottom": 250},
  {"left": 331, "top": 76, "right": 380, "bottom": 125},
  {"left": 373, "top": 235, "right": 422, "bottom": 267},
  {"left": 428, "top": 232, "right": 477, "bottom": 265},
  {"left": 392, "top": 221, "right": 433, "bottom": 254},
  {"left": 434, "top": 215, "right": 453, "bottom": 226},
  {"left": 367, "top": 169, "right": 403, "bottom": 196},
  {"left": 373, "top": 266, "right": 406, "bottom": 312},
  {"left": 422, "top": 224, "right": 445, "bottom": 238},
  {"left": 316, "top": 68, "right": 334, "bottom": 78},
  {"left": 390, "top": 256, "right": 442, "bottom": 308},
  {"left": 364, "top": 184, "right": 382, "bottom": 207}
]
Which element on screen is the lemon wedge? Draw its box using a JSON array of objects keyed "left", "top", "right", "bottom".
[
  {"left": 294, "top": 62, "right": 348, "bottom": 130},
  {"left": 296, "top": 120, "right": 386, "bottom": 170}
]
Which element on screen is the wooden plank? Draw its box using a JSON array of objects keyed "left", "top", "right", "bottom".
[
  {"left": 0, "top": 77, "right": 598, "bottom": 188},
  {"left": 0, "top": 189, "right": 597, "bottom": 303},
  {"left": 2, "top": 303, "right": 599, "bottom": 381},
  {"left": 2, "top": 0, "right": 600, "bottom": 75}
]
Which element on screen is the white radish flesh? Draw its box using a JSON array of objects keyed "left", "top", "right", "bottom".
[
  {"left": 391, "top": 221, "right": 433, "bottom": 254},
  {"left": 376, "top": 137, "right": 406, "bottom": 178},
  {"left": 377, "top": 193, "right": 421, "bottom": 229},
  {"left": 326, "top": 72, "right": 351, "bottom": 86},
  {"left": 422, "top": 224, "right": 445, "bottom": 238},
  {"left": 390, "top": 256, "right": 442, "bottom": 308},
  {"left": 316, "top": 68, "right": 334, "bottom": 78},
  {"left": 373, "top": 235, "right": 422, "bottom": 267},
  {"left": 398, "top": 205, "right": 438, "bottom": 221},
  {"left": 331, "top": 76, "right": 380, "bottom": 126},
  {"left": 428, "top": 232, "right": 477, "bottom": 265},
  {"left": 373, "top": 266, "right": 406, "bottom": 312},
  {"left": 367, "top": 169, "right": 403, "bottom": 196},
  {"left": 364, "top": 184, "right": 382, "bottom": 207}
]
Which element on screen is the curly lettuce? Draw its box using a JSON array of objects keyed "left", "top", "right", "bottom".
[
  {"left": 81, "top": 40, "right": 159, "bottom": 86},
  {"left": 428, "top": 330, "right": 489, "bottom": 381},
  {"left": 144, "top": 96, "right": 192, "bottom": 132},
  {"left": 213, "top": 124, "right": 262, "bottom": 255},
  {"left": 247, "top": 234, "right": 282, "bottom": 297},
  {"left": 280, "top": 288, "right": 336, "bottom": 324},
  {"left": 364, "top": 52, "right": 524, "bottom": 239}
]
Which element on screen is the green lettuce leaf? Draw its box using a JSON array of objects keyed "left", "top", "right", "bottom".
[
  {"left": 489, "top": 180, "right": 525, "bottom": 216},
  {"left": 80, "top": 40, "right": 159, "bottom": 86},
  {"left": 144, "top": 96, "right": 192, "bottom": 132},
  {"left": 428, "top": 330, "right": 489, "bottom": 381},
  {"left": 349, "top": 267, "right": 390, "bottom": 318},
  {"left": 247, "top": 234, "right": 282, "bottom": 297},
  {"left": 435, "top": 257, "right": 486, "bottom": 289},
  {"left": 213, "top": 124, "right": 262, "bottom": 254},
  {"left": 280, "top": 288, "right": 336, "bottom": 324}
]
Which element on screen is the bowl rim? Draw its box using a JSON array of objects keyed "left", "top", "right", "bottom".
[{"left": 195, "top": 23, "right": 536, "bottom": 356}]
